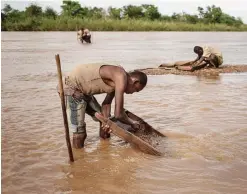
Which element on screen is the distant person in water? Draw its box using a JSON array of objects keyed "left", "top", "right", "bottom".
[
  {"left": 58, "top": 63, "right": 147, "bottom": 148},
  {"left": 77, "top": 28, "right": 91, "bottom": 43},
  {"left": 176, "top": 45, "right": 223, "bottom": 71}
]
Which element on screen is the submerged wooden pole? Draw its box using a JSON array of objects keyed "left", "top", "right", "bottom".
[{"left": 55, "top": 54, "right": 74, "bottom": 162}]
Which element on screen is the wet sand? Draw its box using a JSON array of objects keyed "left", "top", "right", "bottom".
[
  {"left": 115, "top": 120, "right": 165, "bottom": 155},
  {"left": 137, "top": 65, "right": 247, "bottom": 76}
]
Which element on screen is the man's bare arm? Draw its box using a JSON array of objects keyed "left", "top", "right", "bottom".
[
  {"left": 193, "top": 56, "right": 205, "bottom": 66},
  {"left": 192, "top": 55, "right": 200, "bottom": 64},
  {"left": 101, "top": 92, "right": 115, "bottom": 118},
  {"left": 119, "top": 110, "right": 136, "bottom": 125},
  {"left": 113, "top": 75, "right": 135, "bottom": 126}
]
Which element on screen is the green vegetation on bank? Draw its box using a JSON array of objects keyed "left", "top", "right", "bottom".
[{"left": 1, "top": 0, "right": 247, "bottom": 31}]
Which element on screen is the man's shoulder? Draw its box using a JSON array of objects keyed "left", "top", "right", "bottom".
[
  {"left": 101, "top": 65, "right": 127, "bottom": 79},
  {"left": 203, "top": 45, "right": 220, "bottom": 50},
  {"left": 203, "top": 45, "right": 221, "bottom": 53}
]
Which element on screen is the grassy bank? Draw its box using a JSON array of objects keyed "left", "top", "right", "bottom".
[{"left": 3, "top": 17, "right": 247, "bottom": 31}]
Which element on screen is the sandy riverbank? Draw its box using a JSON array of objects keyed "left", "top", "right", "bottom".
[{"left": 137, "top": 65, "right": 247, "bottom": 76}]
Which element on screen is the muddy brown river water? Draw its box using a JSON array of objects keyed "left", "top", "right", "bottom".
[{"left": 1, "top": 32, "right": 247, "bottom": 194}]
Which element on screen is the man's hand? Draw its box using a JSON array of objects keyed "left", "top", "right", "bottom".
[
  {"left": 101, "top": 122, "right": 112, "bottom": 133},
  {"left": 130, "top": 121, "right": 141, "bottom": 132}
]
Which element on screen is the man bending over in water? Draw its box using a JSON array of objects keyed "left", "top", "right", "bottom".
[
  {"left": 177, "top": 45, "right": 223, "bottom": 71},
  {"left": 59, "top": 64, "right": 147, "bottom": 148}
]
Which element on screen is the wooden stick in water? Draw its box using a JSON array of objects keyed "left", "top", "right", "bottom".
[{"left": 55, "top": 54, "right": 74, "bottom": 162}]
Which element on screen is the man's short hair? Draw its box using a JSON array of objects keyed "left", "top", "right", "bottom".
[
  {"left": 129, "top": 70, "right": 147, "bottom": 86},
  {"left": 194, "top": 46, "right": 202, "bottom": 53}
]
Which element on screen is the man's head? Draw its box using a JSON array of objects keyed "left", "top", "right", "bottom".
[
  {"left": 80, "top": 28, "right": 84, "bottom": 31},
  {"left": 125, "top": 71, "right": 147, "bottom": 94},
  {"left": 194, "top": 46, "right": 203, "bottom": 56}
]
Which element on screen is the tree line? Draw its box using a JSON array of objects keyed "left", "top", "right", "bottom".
[{"left": 1, "top": 0, "right": 245, "bottom": 31}]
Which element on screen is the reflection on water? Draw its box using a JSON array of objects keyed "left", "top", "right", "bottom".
[
  {"left": 1, "top": 32, "right": 247, "bottom": 194},
  {"left": 196, "top": 74, "right": 221, "bottom": 82}
]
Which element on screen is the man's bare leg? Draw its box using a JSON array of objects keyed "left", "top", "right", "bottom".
[
  {"left": 160, "top": 60, "right": 193, "bottom": 68},
  {"left": 67, "top": 96, "right": 87, "bottom": 149},
  {"left": 176, "top": 66, "right": 193, "bottom": 71}
]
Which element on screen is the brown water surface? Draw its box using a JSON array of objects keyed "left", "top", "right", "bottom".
[{"left": 1, "top": 32, "right": 247, "bottom": 194}]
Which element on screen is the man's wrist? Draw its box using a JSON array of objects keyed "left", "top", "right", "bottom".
[
  {"left": 130, "top": 120, "right": 136, "bottom": 126},
  {"left": 109, "top": 116, "right": 117, "bottom": 122}
]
